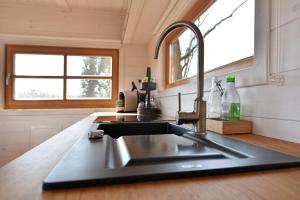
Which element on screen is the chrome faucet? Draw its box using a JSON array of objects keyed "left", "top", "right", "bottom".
[{"left": 154, "top": 21, "right": 206, "bottom": 136}]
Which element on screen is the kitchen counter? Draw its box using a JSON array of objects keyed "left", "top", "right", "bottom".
[{"left": 1, "top": 112, "right": 300, "bottom": 200}]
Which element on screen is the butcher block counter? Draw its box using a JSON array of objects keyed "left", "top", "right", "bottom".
[{"left": 1, "top": 112, "right": 300, "bottom": 200}]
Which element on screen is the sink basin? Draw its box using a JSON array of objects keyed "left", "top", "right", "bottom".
[
  {"left": 100, "top": 122, "right": 249, "bottom": 169},
  {"left": 43, "top": 121, "right": 300, "bottom": 190}
]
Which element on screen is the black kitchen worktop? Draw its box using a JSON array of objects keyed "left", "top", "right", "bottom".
[{"left": 43, "top": 120, "right": 300, "bottom": 190}]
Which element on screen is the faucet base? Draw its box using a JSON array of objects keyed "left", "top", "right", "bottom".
[
  {"left": 175, "top": 111, "right": 198, "bottom": 125},
  {"left": 193, "top": 131, "right": 207, "bottom": 137}
]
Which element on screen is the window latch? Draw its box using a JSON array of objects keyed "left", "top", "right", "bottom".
[{"left": 6, "top": 73, "right": 11, "bottom": 86}]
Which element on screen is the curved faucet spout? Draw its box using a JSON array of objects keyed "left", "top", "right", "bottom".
[
  {"left": 153, "top": 21, "right": 206, "bottom": 136},
  {"left": 154, "top": 21, "right": 204, "bottom": 100}
]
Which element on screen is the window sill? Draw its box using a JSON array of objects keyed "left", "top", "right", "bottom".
[
  {"left": 163, "top": 56, "right": 254, "bottom": 92},
  {"left": 165, "top": 77, "right": 193, "bottom": 89}
]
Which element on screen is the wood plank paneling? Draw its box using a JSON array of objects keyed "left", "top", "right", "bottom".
[
  {"left": 0, "top": 4, "right": 123, "bottom": 40},
  {"left": 0, "top": 114, "right": 86, "bottom": 167}
]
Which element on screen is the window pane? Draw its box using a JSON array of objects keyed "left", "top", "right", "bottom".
[
  {"left": 67, "top": 56, "right": 112, "bottom": 76},
  {"left": 171, "top": 31, "right": 199, "bottom": 82},
  {"left": 14, "top": 78, "right": 63, "bottom": 100},
  {"left": 170, "top": 0, "right": 254, "bottom": 82},
  {"left": 67, "top": 79, "right": 112, "bottom": 99},
  {"left": 14, "top": 54, "right": 64, "bottom": 76}
]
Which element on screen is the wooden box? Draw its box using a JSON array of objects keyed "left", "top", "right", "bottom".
[{"left": 206, "top": 118, "right": 252, "bottom": 135}]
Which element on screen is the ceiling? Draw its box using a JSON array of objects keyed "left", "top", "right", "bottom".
[
  {"left": 123, "top": 0, "right": 173, "bottom": 44},
  {"left": 0, "top": 0, "right": 175, "bottom": 44},
  {"left": 0, "top": 0, "right": 128, "bottom": 12}
]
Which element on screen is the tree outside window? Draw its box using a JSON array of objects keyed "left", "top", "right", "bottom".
[{"left": 170, "top": 0, "right": 254, "bottom": 82}]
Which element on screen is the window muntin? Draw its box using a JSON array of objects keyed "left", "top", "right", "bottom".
[
  {"left": 5, "top": 45, "right": 118, "bottom": 109},
  {"left": 169, "top": 0, "right": 255, "bottom": 84}
]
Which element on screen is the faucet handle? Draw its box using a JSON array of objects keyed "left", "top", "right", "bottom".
[{"left": 178, "top": 92, "right": 181, "bottom": 112}]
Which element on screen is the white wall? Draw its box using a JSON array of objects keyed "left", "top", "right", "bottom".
[
  {"left": 148, "top": 0, "right": 300, "bottom": 143},
  {"left": 122, "top": 45, "right": 149, "bottom": 90},
  {"left": 0, "top": 5, "right": 148, "bottom": 166},
  {"left": 0, "top": 110, "right": 86, "bottom": 166}
]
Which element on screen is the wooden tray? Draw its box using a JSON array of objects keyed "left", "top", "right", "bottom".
[{"left": 206, "top": 118, "right": 252, "bottom": 135}]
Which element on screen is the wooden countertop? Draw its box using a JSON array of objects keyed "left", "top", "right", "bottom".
[{"left": 1, "top": 113, "right": 300, "bottom": 200}]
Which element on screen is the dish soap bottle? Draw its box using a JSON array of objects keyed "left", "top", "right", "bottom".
[
  {"left": 207, "top": 77, "right": 222, "bottom": 119},
  {"left": 221, "top": 75, "right": 240, "bottom": 121}
]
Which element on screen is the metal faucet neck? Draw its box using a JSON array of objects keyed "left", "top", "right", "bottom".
[
  {"left": 154, "top": 21, "right": 204, "bottom": 101},
  {"left": 153, "top": 21, "right": 206, "bottom": 136}
]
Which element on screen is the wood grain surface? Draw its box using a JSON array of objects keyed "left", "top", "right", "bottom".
[
  {"left": 1, "top": 113, "right": 300, "bottom": 200},
  {"left": 206, "top": 119, "right": 252, "bottom": 134}
]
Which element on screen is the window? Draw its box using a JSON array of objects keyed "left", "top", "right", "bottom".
[
  {"left": 165, "top": 0, "right": 255, "bottom": 88},
  {"left": 5, "top": 45, "right": 119, "bottom": 109}
]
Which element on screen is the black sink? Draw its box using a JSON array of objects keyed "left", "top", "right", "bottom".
[
  {"left": 100, "top": 122, "right": 249, "bottom": 169},
  {"left": 43, "top": 121, "right": 300, "bottom": 190},
  {"left": 99, "top": 122, "right": 178, "bottom": 139}
]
